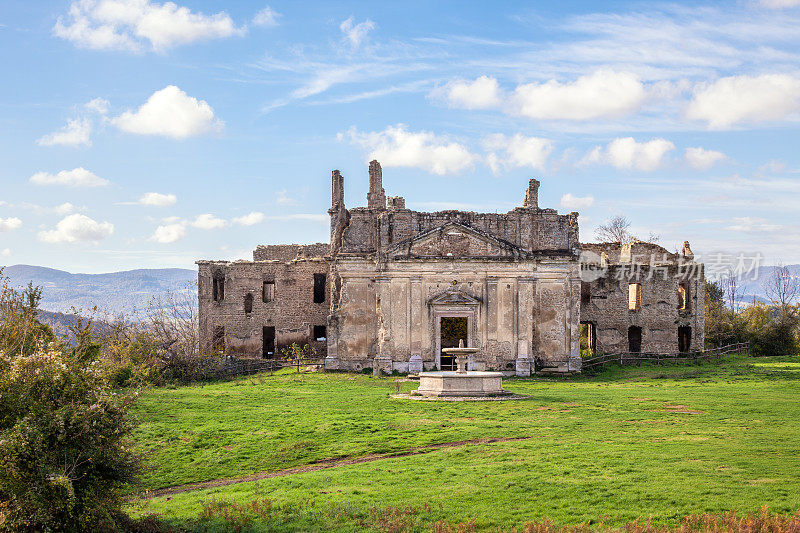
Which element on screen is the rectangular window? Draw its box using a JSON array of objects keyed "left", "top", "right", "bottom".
[
  {"left": 262, "top": 326, "right": 275, "bottom": 358},
  {"left": 263, "top": 281, "right": 275, "bottom": 302},
  {"left": 212, "top": 326, "right": 225, "bottom": 353},
  {"left": 628, "top": 283, "right": 642, "bottom": 310},
  {"left": 677, "top": 282, "right": 691, "bottom": 311},
  {"left": 313, "top": 273, "right": 326, "bottom": 303},
  {"left": 212, "top": 276, "right": 225, "bottom": 301},
  {"left": 313, "top": 325, "right": 327, "bottom": 341}
]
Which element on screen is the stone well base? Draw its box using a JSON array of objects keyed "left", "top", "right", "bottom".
[{"left": 411, "top": 371, "right": 510, "bottom": 397}]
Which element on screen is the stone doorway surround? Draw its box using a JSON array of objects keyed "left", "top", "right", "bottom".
[{"left": 429, "top": 289, "right": 481, "bottom": 371}]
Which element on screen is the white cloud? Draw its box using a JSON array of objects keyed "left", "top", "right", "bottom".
[
  {"left": 482, "top": 134, "right": 553, "bottom": 174},
  {"left": 686, "top": 74, "right": 800, "bottom": 129},
  {"left": 232, "top": 211, "right": 265, "bottom": 226},
  {"left": 560, "top": 194, "right": 595, "bottom": 210},
  {"left": 139, "top": 192, "right": 177, "bottom": 206},
  {"left": 112, "top": 85, "right": 223, "bottom": 139},
  {"left": 340, "top": 16, "right": 375, "bottom": 48},
  {"left": 582, "top": 137, "right": 675, "bottom": 171},
  {"left": 38, "top": 214, "right": 114, "bottom": 244},
  {"left": 725, "top": 216, "right": 783, "bottom": 232},
  {"left": 191, "top": 213, "right": 227, "bottom": 230},
  {"left": 36, "top": 117, "right": 92, "bottom": 147},
  {"left": 435, "top": 76, "right": 502, "bottom": 110},
  {"left": 150, "top": 222, "right": 186, "bottom": 243},
  {"left": 758, "top": 159, "right": 787, "bottom": 175},
  {"left": 0, "top": 248, "right": 9, "bottom": 257},
  {"left": 55, "top": 203, "right": 77, "bottom": 216},
  {"left": 344, "top": 124, "right": 478, "bottom": 176},
  {"left": 253, "top": 6, "right": 280, "bottom": 27},
  {"left": 85, "top": 97, "right": 110, "bottom": 114},
  {"left": 512, "top": 70, "right": 647, "bottom": 121},
  {"left": 14, "top": 202, "right": 79, "bottom": 215},
  {"left": 684, "top": 147, "right": 727, "bottom": 170},
  {"left": 54, "top": 0, "right": 242, "bottom": 53},
  {"left": 30, "top": 167, "right": 110, "bottom": 187},
  {"left": 276, "top": 189, "right": 296, "bottom": 205},
  {"left": 0, "top": 217, "right": 23, "bottom": 232},
  {"left": 759, "top": 0, "right": 800, "bottom": 7}
]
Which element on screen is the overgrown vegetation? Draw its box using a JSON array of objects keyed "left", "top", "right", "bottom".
[
  {"left": 0, "top": 274, "right": 140, "bottom": 531},
  {"left": 705, "top": 265, "right": 799, "bottom": 356},
  {"left": 136, "top": 502, "right": 800, "bottom": 533}
]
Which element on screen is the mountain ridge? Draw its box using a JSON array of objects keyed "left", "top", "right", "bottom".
[{"left": 1, "top": 264, "right": 197, "bottom": 317}]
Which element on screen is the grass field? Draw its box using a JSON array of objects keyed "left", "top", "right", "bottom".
[{"left": 128, "top": 355, "right": 800, "bottom": 531}]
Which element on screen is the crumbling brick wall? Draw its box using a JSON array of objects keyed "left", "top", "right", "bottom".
[
  {"left": 197, "top": 256, "right": 330, "bottom": 359},
  {"left": 579, "top": 241, "right": 705, "bottom": 354}
]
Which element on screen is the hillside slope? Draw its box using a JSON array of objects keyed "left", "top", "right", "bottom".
[{"left": 1, "top": 264, "right": 197, "bottom": 317}]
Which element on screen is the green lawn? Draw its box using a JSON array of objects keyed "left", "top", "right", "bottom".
[{"left": 128, "top": 355, "right": 800, "bottom": 531}]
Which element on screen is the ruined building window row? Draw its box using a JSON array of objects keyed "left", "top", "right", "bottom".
[
  {"left": 628, "top": 283, "right": 642, "bottom": 311},
  {"left": 263, "top": 280, "right": 275, "bottom": 302},
  {"left": 244, "top": 293, "right": 253, "bottom": 314},
  {"left": 212, "top": 273, "right": 225, "bottom": 302},
  {"left": 313, "top": 325, "right": 327, "bottom": 341},
  {"left": 313, "top": 273, "right": 326, "bottom": 303}
]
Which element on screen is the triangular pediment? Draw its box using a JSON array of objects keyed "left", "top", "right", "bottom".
[
  {"left": 428, "top": 289, "right": 481, "bottom": 306},
  {"left": 387, "top": 222, "right": 526, "bottom": 259}
]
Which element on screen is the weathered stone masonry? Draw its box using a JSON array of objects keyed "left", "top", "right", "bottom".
[{"left": 197, "top": 160, "right": 704, "bottom": 374}]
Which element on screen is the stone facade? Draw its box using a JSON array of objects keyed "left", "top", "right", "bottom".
[
  {"left": 197, "top": 160, "right": 704, "bottom": 374},
  {"left": 197, "top": 248, "right": 330, "bottom": 358},
  {"left": 579, "top": 241, "right": 705, "bottom": 355}
]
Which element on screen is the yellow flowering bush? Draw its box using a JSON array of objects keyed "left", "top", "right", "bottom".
[{"left": 0, "top": 342, "right": 140, "bottom": 532}]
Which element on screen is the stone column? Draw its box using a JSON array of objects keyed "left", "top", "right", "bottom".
[
  {"left": 373, "top": 277, "right": 393, "bottom": 376},
  {"left": 515, "top": 339, "right": 532, "bottom": 376}
]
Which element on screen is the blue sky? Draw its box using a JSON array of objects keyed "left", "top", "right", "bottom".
[{"left": 1, "top": 0, "right": 799, "bottom": 273}]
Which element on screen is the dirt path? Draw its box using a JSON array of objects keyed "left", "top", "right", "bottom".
[{"left": 143, "top": 436, "right": 529, "bottom": 498}]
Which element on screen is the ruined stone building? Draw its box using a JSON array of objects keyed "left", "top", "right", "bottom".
[{"left": 197, "top": 161, "right": 704, "bottom": 374}]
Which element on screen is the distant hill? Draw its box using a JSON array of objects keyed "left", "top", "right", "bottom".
[
  {"left": 36, "top": 309, "right": 114, "bottom": 344},
  {"left": 1, "top": 264, "right": 197, "bottom": 318},
  {"left": 717, "top": 264, "right": 800, "bottom": 308}
]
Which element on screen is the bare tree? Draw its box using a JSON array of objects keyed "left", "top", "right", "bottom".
[
  {"left": 763, "top": 263, "right": 799, "bottom": 311},
  {"left": 594, "top": 215, "right": 635, "bottom": 243},
  {"left": 721, "top": 269, "right": 744, "bottom": 311}
]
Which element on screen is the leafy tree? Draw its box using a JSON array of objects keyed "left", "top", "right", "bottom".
[
  {"left": 0, "top": 275, "right": 55, "bottom": 357},
  {"left": 280, "top": 343, "right": 317, "bottom": 372}
]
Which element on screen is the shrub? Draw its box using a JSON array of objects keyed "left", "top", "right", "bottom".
[
  {"left": 0, "top": 282, "right": 140, "bottom": 532},
  {"left": 0, "top": 280, "right": 55, "bottom": 357}
]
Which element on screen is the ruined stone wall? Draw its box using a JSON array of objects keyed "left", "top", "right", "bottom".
[
  {"left": 197, "top": 258, "right": 330, "bottom": 358},
  {"left": 252, "top": 243, "right": 329, "bottom": 262},
  {"left": 580, "top": 262, "right": 705, "bottom": 354},
  {"left": 339, "top": 208, "right": 579, "bottom": 256},
  {"left": 326, "top": 257, "right": 581, "bottom": 373}
]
